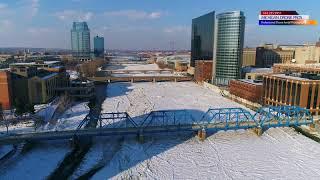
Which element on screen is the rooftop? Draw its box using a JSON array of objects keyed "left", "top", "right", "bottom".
[
  {"left": 269, "top": 74, "right": 313, "bottom": 81},
  {"left": 11, "top": 61, "right": 60, "bottom": 66},
  {"left": 238, "top": 79, "right": 263, "bottom": 85}
]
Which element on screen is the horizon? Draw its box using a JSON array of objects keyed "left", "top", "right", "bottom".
[{"left": 0, "top": 0, "right": 319, "bottom": 50}]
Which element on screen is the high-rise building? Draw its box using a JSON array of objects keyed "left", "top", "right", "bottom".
[
  {"left": 214, "top": 11, "right": 245, "bottom": 85},
  {"left": 94, "top": 36, "right": 104, "bottom": 58},
  {"left": 191, "top": 11, "right": 215, "bottom": 67},
  {"left": 71, "top": 22, "right": 91, "bottom": 61}
]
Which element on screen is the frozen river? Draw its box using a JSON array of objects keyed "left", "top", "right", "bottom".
[{"left": 1, "top": 82, "right": 320, "bottom": 179}]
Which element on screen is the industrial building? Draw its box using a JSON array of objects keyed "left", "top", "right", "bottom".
[
  {"left": 10, "top": 63, "right": 69, "bottom": 105},
  {"left": 263, "top": 73, "right": 320, "bottom": 114},
  {"left": 214, "top": 11, "right": 245, "bottom": 86},
  {"left": 191, "top": 11, "right": 215, "bottom": 67}
]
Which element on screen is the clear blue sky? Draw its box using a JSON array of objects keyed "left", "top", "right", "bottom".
[{"left": 0, "top": 0, "right": 319, "bottom": 50}]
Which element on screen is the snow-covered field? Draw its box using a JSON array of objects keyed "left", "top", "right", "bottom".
[
  {"left": 102, "top": 82, "right": 249, "bottom": 124},
  {"left": 0, "top": 102, "right": 89, "bottom": 134},
  {"left": 41, "top": 102, "right": 89, "bottom": 131},
  {"left": 104, "top": 63, "right": 177, "bottom": 77},
  {"left": 90, "top": 128, "right": 320, "bottom": 179},
  {"left": 105, "top": 63, "right": 163, "bottom": 71},
  {"left": 0, "top": 141, "right": 70, "bottom": 180},
  {"left": 91, "top": 82, "right": 320, "bottom": 179}
]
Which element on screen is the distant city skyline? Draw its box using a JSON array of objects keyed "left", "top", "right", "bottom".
[{"left": 0, "top": 0, "right": 319, "bottom": 50}]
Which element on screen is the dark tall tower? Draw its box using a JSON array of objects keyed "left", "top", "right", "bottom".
[
  {"left": 191, "top": 11, "right": 215, "bottom": 67},
  {"left": 94, "top": 36, "right": 104, "bottom": 58}
]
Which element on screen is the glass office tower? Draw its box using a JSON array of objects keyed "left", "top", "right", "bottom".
[
  {"left": 94, "top": 36, "right": 104, "bottom": 58},
  {"left": 191, "top": 11, "right": 215, "bottom": 67},
  {"left": 71, "top": 22, "right": 91, "bottom": 61},
  {"left": 214, "top": 11, "right": 245, "bottom": 85}
]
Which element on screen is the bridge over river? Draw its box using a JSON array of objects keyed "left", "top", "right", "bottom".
[{"left": 0, "top": 106, "right": 313, "bottom": 144}]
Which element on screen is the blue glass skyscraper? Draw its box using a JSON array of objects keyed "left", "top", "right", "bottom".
[
  {"left": 71, "top": 22, "right": 91, "bottom": 61},
  {"left": 94, "top": 36, "right": 104, "bottom": 58},
  {"left": 214, "top": 11, "right": 245, "bottom": 85}
]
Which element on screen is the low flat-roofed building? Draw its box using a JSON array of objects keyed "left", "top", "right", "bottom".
[
  {"left": 263, "top": 73, "right": 320, "bottom": 114},
  {"left": 229, "top": 79, "right": 263, "bottom": 103}
]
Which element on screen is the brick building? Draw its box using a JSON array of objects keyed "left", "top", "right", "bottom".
[
  {"left": 263, "top": 73, "right": 320, "bottom": 115},
  {"left": 0, "top": 70, "right": 12, "bottom": 110},
  {"left": 229, "top": 79, "right": 263, "bottom": 103},
  {"left": 194, "top": 60, "right": 213, "bottom": 83}
]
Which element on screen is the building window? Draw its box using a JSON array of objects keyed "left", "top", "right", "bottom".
[{"left": 307, "top": 86, "right": 312, "bottom": 109}]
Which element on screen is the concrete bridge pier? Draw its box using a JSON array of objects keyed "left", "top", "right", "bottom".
[
  {"left": 253, "top": 127, "right": 263, "bottom": 136},
  {"left": 70, "top": 135, "right": 80, "bottom": 148},
  {"left": 197, "top": 128, "right": 206, "bottom": 141},
  {"left": 309, "top": 123, "right": 316, "bottom": 129},
  {"left": 153, "top": 78, "right": 156, "bottom": 83},
  {"left": 138, "top": 129, "right": 144, "bottom": 143},
  {"left": 131, "top": 78, "right": 134, "bottom": 83}
]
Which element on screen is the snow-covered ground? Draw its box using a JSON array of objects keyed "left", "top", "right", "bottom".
[
  {"left": 67, "top": 70, "right": 80, "bottom": 80},
  {"left": 40, "top": 102, "right": 89, "bottom": 131},
  {"left": 0, "top": 141, "right": 70, "bottom": 180},
  {"left": 92, "top": 82, "right": 320, "bottom": 179},
  {"left": 105, "top": 63, "right": 176, "bottom": 77},
  {"left": 0, "top": 102, "right": 89, "bottom": 134},
  {"left": 102, "top": 82, "right": 250, "bottom": 124},
  {"left": 91, "top": 128, "right": 320, "bottom": 179},
  {"left": 0, "top": 145, "right": 13, "bottom": 159},
  {"left": 105, "top": 63, "right": 164, "bottom": 71}
]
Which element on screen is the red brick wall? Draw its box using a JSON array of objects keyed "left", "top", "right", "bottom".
[
  {"left": 195, "top": 61, "right": 213, "bottom": 82},
  {"left": 0, "top": 71, "right": 12, "bottom": 110},
  {"left": 229, "top": 80, "right": 262, "bottom": 103}
]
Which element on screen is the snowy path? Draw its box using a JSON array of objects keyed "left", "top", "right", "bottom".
[
  {"left": 0, "top": 141, "right": 70, "bottom": 180},
  {"left": 92, "top": 128, "right": 320, "bottom": 179}
]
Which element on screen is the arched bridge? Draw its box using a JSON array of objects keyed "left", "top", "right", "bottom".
[{"left": 0, "top": 106, "right": 313, "bottom": 144}]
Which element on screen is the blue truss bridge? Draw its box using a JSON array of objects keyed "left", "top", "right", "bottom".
[{"left": 0, "top": 106, "right": 313, "bottom": 144}]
